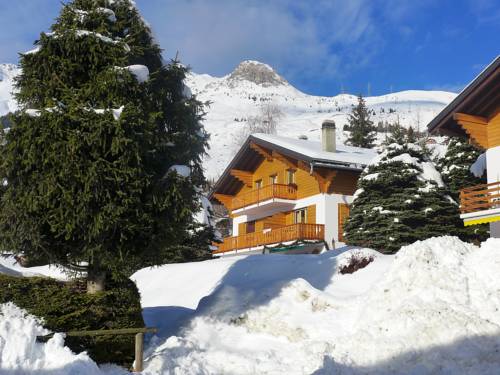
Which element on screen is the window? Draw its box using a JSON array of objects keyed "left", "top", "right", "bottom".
[
  {"left": 269, "top": 174, "right": 278, "bottom": 185},
  {"left": 286, "top": 169, "right": 296, "bottom": 184},
  {"left": 255, "top": 179, "right": 263, "bottom": 189},
  {"left": 294, "top": 208, "right": 307, "bottom": 224},
  {"left": 247, "top": 220, "right": 256, "bottom": 233}
]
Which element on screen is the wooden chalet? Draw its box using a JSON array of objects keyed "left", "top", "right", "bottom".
[
  {"left": 428, "top": 55, "right": 500, "bottom": 236},
  {"left": 210, "top": 121, "right": 376, "bottom": 255}
]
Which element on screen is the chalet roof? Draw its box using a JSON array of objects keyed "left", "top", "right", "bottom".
[
  {"left": 210, "top": 133, "right": 376, "bottom": 198},
  {"left": 252, "top": 134, "right": 376, "bottom": 167},
  {"left": 427, "top": 55, "right": 500, "bottom": 136}
]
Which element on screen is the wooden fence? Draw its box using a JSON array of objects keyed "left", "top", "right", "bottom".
[{"left": 36, "top": 327, "right": 157, "bottom": 372}]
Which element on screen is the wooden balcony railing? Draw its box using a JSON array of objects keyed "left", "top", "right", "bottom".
[
  {"left": 460, "top": 181, "right": 500, "bottom": 214},
  {"left": 232, "top": 184, "right": 297, "bottom": 211},
  {"left": 213, "top": 223, "right": 324, "bottom": 254}
]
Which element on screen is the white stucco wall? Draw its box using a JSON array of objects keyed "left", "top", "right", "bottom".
[
  {"left": 486, "top": 146, "right": 500, "bottom": 184},
  {"left": 486, "top": 146, "right": 500, "bottom": 238},
  {"left": 230, "top": 193, "right": 353, "bottom": 246}
]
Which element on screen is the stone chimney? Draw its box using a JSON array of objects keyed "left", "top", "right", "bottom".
[{"left": 322, "top": 120, "right": 336, "bottom": 152}]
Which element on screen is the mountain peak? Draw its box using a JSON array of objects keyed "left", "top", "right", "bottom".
[{"left": 227, "top": 60, "right": 287, "bottom": 87}]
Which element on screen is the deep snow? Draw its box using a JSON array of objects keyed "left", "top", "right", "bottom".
[{"left": 2, "top": 236, "right": 500, "bottom": 374}]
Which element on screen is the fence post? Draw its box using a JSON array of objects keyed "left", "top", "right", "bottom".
[{"left": 134, "top": 332, "right": 144, "bottom": 372}]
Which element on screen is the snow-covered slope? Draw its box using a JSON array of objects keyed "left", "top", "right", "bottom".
[
  {"left": 186, "top": 61, "right": 456, "bottom": 178},
  {"left": 0, "top": 64, "right": 19, "bottom": 116},
  {"left": 0, "top": 60, "right": 455, "bottom": 178}
]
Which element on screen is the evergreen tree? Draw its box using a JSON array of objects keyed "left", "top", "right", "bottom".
[
  {"left": 0, "top": 0, "right": 210, "bottom": 292},
  {"left": 344, "top": 143, "right": 463, "bottom": 253},
  {"left": 438, "top": 137, "right": 488, "bottom": 242},
  {"left": 346, "top": 94, "right": 376, "bottom": 148},
  {"left": 406, "top": 126, "right": 417, "bottom": 143},
  {"left": 384, "top": 120, "right": 406, "bottom": 145}
]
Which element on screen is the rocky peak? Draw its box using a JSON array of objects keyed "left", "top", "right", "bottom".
[{"left": 227, "top": 60, "right": 287, "bottom": 87}]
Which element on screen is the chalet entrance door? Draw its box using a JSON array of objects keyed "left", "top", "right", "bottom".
[{"left": 338, "top": 203, "right": 350, "bottom": 242}]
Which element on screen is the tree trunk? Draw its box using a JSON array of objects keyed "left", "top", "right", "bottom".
[{"left": 87, "top": 266, "right": 106, "bottom": 294}]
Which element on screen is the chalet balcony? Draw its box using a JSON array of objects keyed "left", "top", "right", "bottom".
[
  {"left": 231, "top": 183, "right": 297, "bottom": 215},
  {"left": 213, "top": 223, "right": 325, "bottom": 254},
  {"left": 460, "top": 181, "right": 500, "bottom": 226}
]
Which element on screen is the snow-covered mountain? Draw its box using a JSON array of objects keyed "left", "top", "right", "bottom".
[
  {"left": 1, "top": 60, "right": 456, "bottom": 179},
  {"left": 186, "top": 60, "right": 456, "bottom": 178},
  {"left": 0, "top": 64, "right": 19, "bottom": 116}
]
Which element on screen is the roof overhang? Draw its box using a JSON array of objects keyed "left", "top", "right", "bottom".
[
  {"left": 427, "top": 55, "right": 500, "bottom": 137},
  {"left": 209, "top": 135, "right": 368, "bottom": 201}
]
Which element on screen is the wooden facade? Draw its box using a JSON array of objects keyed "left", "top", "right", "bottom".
[
  {"left": 428, "top": 56, "right": 500, "bottom": 232},
  {"left": 210, "top": 135, "right": 369, "bottom": 254}
]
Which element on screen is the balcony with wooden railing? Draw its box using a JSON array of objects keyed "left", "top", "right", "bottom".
[
  {"left": 231, "top": 183, "right": 297, "bottom": 211},
  {"left": 460, "top": 181, "right": 500, "bottom": 214},
  {"left": 213, "top": 223, "right": 324, "bottom": 254}
]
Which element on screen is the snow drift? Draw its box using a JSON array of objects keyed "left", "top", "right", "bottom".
[
  {"left": 140, "top": 236, "right": 500, "bottom": 374},
  {"left": 2, "top": 237, "right": 499, "bottom": 374},
  {"left": 0, "top": 303, "right": 103, "bottom": 375}
]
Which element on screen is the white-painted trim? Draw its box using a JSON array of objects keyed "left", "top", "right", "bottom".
[{"left": 461, "top": 207, "right": 500, "bottom": 220}]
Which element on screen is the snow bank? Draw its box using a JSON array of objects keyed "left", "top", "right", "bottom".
[
  {"left": 0, "top": 303, "right": 102, "bottom": 374},
  {"left": 139, "top": 237, "right": 500, "bottom": 374},
  {"left": 0, "top": 256, "right": 68, "bottom": 280}
]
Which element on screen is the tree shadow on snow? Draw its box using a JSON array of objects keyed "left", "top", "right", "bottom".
[
  {"left": 311, "top": 333, "right": 500, "bottom": 374},
  {"left": 195, "top": 251, "right": 341, "bottom": 319}
]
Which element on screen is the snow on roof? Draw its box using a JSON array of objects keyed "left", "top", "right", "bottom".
[{"left": 252, "top": 133, "right": 377, "bottom": 168}]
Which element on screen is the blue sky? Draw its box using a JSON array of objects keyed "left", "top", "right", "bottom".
[{"left": 0, "top": 0, "right": 498, "bottom": 96}]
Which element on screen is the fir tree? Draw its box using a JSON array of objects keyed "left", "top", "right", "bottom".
[
  {"left": 344, "top": 143, "right": 463, "bottom": 253},
  {"left": 0, "top": 0, "right": 210, "bottom": 292},
  {"left": 438, "top": 137, "right": 488, "bottom": 242},
  {"left": 346, "top": 94, "right": 376, "bottom": 148},
  {"left": 384, "top": 120, "right": 406, "bottom": 145}
]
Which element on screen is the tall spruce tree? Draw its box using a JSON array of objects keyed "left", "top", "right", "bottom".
[
  {"left": 346, "top": 94, "right": 376, "bottom": 148},
  {"left": 344, "top": 143, "right": 463, "bottom": 253},
  {"left": 0, "top": 0, "right": 209, "bottom": 292},
  {"left": 438, "top": 137, "right": 488, "bottom": 242}
]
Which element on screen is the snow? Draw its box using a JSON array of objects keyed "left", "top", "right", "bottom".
[
  {"left": 1, "top": 61, "right": 455, "bottom": 176},
  {"left": 253, "top": 133, "right": 377, "bottom": 167},
  {"left": 470, "top": 152, "right": 486, "bottom": 177},
  {"left": 132, "top": 236, "right": 500, "bottom": 374},
  {"left": 168, "top": 164, "right": 191, "bottom": 177},
  {"left": 122, "top": 65, "right": 149, "bottom": 83},
  {"left": 183, "top": 60, "right": 455, "bottom": 178},
  {"left": 0, "top": 303, "right": 103, "bottom": 374},
  {"left": 4, "top": 237, "right": 498, "bottom": 373},
  {"left": 90, "top": 106, "right": 124, "bottom": 120},
  {"left": 0, "top": 255, "right": 69, "bottom": 280},
  {"left": 25, "top": 109, "right": 41, "bottom": 117}
]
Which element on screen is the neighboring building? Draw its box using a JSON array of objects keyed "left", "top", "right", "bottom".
[
  {"left": 428, "top": 55, "right": 500, "bottom": 237},
  {"left": 209, "top": 121, "right": 376, "bottom": 256}
]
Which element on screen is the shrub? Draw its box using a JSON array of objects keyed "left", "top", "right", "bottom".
[
  {"left": 339, "top": 253, "right": 374, "bottom": 274},
  {"left": 0, "top": 275, "right": 144, "bottom": 366}
]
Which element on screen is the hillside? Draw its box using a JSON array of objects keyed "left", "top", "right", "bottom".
[{"left": 0, "top": 61, "right": 456, "bottom": 178}]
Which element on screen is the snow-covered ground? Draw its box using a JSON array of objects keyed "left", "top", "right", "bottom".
[
  {"left": 2, "top": 236, "right": 499, "bottom": 374},
  {"left": 0, "top": 61, "right": 455, "bottom": 179}
]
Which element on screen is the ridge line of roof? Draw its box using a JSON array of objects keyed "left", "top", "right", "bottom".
[{"left": 427, "top": 55, "right": 500, "bottom": 133}]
